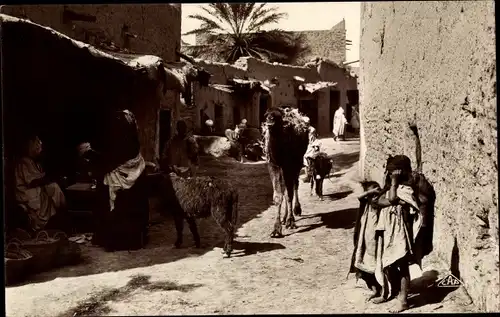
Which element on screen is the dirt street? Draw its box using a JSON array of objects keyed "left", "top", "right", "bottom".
[{"left": 5, "top": 138, "right": 477, "bottom": 316}]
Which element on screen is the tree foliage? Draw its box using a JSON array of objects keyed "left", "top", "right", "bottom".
[{"left": 183, "top": 3, "right": 309, "bottom": 64}]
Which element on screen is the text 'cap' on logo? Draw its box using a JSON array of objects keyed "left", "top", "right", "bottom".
[{"left": 436, "top": 274, "right": 462, "bottom": 287}]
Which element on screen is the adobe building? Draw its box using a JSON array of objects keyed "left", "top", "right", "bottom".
[
  {"left": 184, "top": 56, "right": 358, "bottom": 136},
  {"left": 1, "top": 4, "right": 182, "bottom": 146},
  {"left": 359, "top": 1, "right": 497, "bottom": 311},
  {"left": 0, "top": 14, "right": 173, "bottom": 168}
]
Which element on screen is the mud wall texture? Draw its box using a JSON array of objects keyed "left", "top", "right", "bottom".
[
  {"left": 1, "top": 4, "right": 181, "bottom": 62},
  {"left": 359, "top": 1, "right": 497, "bottom": 311},
  {"left": 295, "top": 19, "right": 347, "bottom": 65}
]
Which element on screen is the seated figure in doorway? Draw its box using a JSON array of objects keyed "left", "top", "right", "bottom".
[{"left": 14, "top": 134, "right": 69, "bottom": 233}]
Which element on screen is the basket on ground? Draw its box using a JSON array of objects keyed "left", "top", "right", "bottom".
[
  {"left": 4, "top": 242, "right": 33, "bottom": 285},
  {"left": 13, "top": 230, "right": 60, "bottom": 273}
]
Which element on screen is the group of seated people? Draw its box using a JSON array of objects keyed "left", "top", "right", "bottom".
[{"left": 8, "top": 117, "right": 200, "bottom": 240}]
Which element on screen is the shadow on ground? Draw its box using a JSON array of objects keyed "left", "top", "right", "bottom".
[
  {"left": 229, "top": 241, "right": 286, "bottom": 258},
  {"left": 324, "top": 190, "right": 354, "bottom": 201},
  {"left": 329, "top": 151, "right": 360, "bottom": 172},
  {"left": 290, "top": 207, "right": 358, "bottom": 236},
  {"left": 55, "top": 274, "right": 203, "bottom": 317},
  {"left": 10, "top": 155, "right": 275, "bottom": 286},
  {"left": 409, "top": 270, "right": 462, "bottom": 309}
]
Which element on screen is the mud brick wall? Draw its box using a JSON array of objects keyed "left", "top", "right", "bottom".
[
  {"left": 295, "top": 19, "right": 347, "bottom": 65},
  {"left": 2, "top": 4, "right": 182, "bottom": 161},
  {"left": 1, "top": 4, "right": 181, "bottom": 62},
  {"left": 192, "top": 57, "right": 356, "bottom": 136},
  {"left": 358, "top": 1, "right": 498, "bottom": 311}
]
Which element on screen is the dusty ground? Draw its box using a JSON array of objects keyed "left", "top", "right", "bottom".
[{"left": 5, "top": 138, "right": 478, "bottom": 316}]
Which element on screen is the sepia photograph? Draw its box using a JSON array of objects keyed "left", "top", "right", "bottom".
[{"left": 1, "top": 1, "right": 497, "bottom": 315}]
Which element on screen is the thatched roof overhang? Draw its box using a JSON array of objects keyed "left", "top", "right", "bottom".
[
  {"left": 209, "top": 84, "right": 234, "bottom": 93},
  {"left": 229, "top": 78, "right": 273, "bottom": 93},
  {"left": 297, "top": 81, "right": 338, "bottom": 94},
  {"left": 0, "top": 13, "right": 170, "bottom": 158},
  {"left": 0, "top": 14, "right": 169, "bottom": 105}
]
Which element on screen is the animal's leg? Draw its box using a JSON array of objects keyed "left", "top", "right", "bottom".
[
  {"left": 186, "top": 217, "right": 201, "bottom": 248},
  {"left": 281, "top": 198, "right": 288, "bottom": 225},
  {"left": 285, "top": 174, "right": 297, "bottom": 229},
  {"left": 310, "top": 174, "right": 315, "bottom": 196},
  {"left": 174, "top": 214, "right": 184, "bottom": 248},
  {"left": 268, "top": 164, "right": 285, "bottom": 238},
  {"left": 316, "top": 178, "right": 324, "bottom": 201},
  {"left": 219, "top": 219, "right": 235, "bottom": 258},
  {"left": 211, "top": 204, "right": 235, "bottom": 257},
  {"left": 271, "top": 198, "right": 284, "bottom": 238},
  {"left": 292, "top": 173, "right": 302, "bottom": 217},
  {"left": 224, "top": 191, "right": 239, "bottom": 258}
]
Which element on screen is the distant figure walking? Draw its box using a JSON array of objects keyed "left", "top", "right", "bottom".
[
  {"left": 201, "top": 119, "right": 214, "bottom": 135},
  {"left": 302, "top": 116, "right": 319, "bottom": 182},
  {"left": 200, "top": 106, "right": 214, "bottom": 135},
  {"left": 332, "top": 106, "right": 348, "bottom": 141}
]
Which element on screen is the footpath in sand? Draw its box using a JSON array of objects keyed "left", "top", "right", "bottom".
[{"left": 6, "top": 138, "right": 477, "bottom": 316}]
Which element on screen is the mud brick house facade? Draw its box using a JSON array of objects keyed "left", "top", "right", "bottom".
[
  {"left": 359, "top": 1, "right": 497, "bottom": 311},
  {"left": 1, "top": 4, "right": 182, "bottom": 151},
  {"left": 184, "top": 56, "right": 357, "bottom": 137}
]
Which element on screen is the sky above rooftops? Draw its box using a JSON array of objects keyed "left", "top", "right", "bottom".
[{"left": 181, "top": 2, "right": 361, "bottom": 65}]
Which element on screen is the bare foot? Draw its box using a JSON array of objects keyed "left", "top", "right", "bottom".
[
  {"left": 366, "top": 292, "right": 380, "bottom": 302},
  {"left": 372, "top": 297, "right": 387, "bottom": 304},
  {"left": 270, "top": 229, "right": 283, "bottom": 238},
  {"left": 390, "top": 301, "right": 409, "bottom": 313}
]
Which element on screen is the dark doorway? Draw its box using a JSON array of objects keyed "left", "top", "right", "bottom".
[
  {"left": 200, "top": 109, "right": 211, "bottom": 128},
  {"left": 329, "top": 90, "right": 341, "bottom": 131},
  {"left": 346, "top": 89, "right": 359, "bottom": 122},
  {"left": 233, "top": 105, "right": 241, "bottom": 127},
  {"left": 214, "top": 103, "right": 224, "bottom": 133},
  {"left": 259, "top": 93, "right": 271, "bottom": 125},
  {"left": 159, "top": 109, "right": 171, "bottom": 155},
  {"left": 298, "top": 99, "right": 318, "bottom": 128}
]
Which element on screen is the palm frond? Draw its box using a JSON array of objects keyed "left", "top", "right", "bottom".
[
  {"left": 186, "top": 3, "right": 307, "bottom": 64},
  {"left": 210, "top": 3, "right": 239, "bottom": 35},
  {"left": 183, "top": 14, "right": 226, "bottom": 36},
  {"left": 247, "top": 12, "right": 287, "bottom": 33}
]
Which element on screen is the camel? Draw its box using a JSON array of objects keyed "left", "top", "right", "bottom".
[{"left": 262, "top": 107, "right": 309, "bottom": 237}]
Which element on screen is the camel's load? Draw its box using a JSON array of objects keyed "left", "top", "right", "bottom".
[
  {"left": 261, "top": 106, "right": 309, "bottom": 136},
  {"left": 194, "top": 135, "right": 239, "bottom": 158}
]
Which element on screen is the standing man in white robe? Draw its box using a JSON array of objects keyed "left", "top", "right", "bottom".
[{"left": 332, "top": 106, "right": 348, "bottom": 141}]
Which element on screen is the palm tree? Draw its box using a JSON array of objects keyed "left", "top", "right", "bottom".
[{"left": 183, "top": 3, "right": 309, "bottom": 65}]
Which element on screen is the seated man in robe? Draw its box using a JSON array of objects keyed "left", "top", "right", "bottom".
[{"left": 14, "top": 134, "right": 68, "bottom": 233}]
